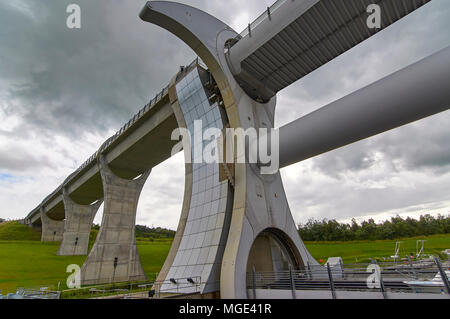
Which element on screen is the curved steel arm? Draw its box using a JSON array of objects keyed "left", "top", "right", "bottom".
[{"left": 140, "top": 1, "right": 236, "bottom": 68}]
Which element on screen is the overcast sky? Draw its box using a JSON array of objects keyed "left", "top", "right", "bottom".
[{"left": 0, "top": 0, "right": 449, "bottom": 229}]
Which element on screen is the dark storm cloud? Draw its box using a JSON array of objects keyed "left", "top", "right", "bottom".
[{"left": 0, "top": 0, "right": 198, "bottom": 139}]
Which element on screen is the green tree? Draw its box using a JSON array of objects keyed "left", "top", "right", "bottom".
[{"left": 298, "top": 214, "right": 450, "bottom": 241}]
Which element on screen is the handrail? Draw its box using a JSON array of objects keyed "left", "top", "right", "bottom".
[
  {"left": 247, "top": 261, "right": 450, "bottom": 296},
  {"left": 81, "top": 275, "right": 203, "bottom": 299},
  {"left": 237, "top": 0, "right": 287, "bottom": 39}
]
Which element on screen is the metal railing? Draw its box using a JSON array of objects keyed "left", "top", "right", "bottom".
[
  {"left": 60, "top": 275, "right": 202, "bottom": 299},
  {"left": 237, "top": 0, "right": 286, "bottom": 39},
  {"left": 247, "top": 257, "right": 450, "bottom": 299},
  {"left": 150, "top": 276, "right": 202, "bottom": 298},
  {"left": 86, "top": 276, "right": 203, "bottom": 299},
  {"left": 175, "top": 57, "right": 201, "bottom": 81}
]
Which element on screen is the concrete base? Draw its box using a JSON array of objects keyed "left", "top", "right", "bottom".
[
  {"left": 57, "top": 189, "right": 103, "bottom": 256},
  {"left": 40, "top": 208, "right": 64, "bottom": 242},
  {"left": 80, "top": 156, "right": 150, "bottom": 285}
]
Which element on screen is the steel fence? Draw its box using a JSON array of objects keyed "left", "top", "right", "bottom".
[{"left": 247, "top": 257, "right": 450, "bottom": 299}]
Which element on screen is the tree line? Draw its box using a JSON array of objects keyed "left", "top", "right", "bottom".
[
  {"left": 298, "top": 214, "right": 450, "bottom": 241},
  {"left": 135, "top": 225, "right": 175, "bottom": 239},
  {"left": 91, "top": 224, "right": 175, "bottom": 239}
]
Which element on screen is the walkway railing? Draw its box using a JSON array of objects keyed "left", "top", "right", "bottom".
[
  {"left": 134, "top": 276, "right": 202, "bottom": 299},
  {"left": 237, "top": 0, "right": 286, "bottom": 39},
  {"left": 247, "top": 257, "right": 450, "bottom": 299},
  {"left": 87, "top": 276, "right": 202, "bottom": 299},
  {"left": 60, "top": 275, "right": 202, "bottom": 299}
]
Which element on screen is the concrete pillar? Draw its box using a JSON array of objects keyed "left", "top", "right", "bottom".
[
  {"left": 80, "top": 156, "right": 150, "bottom": 285},
  {"left": 40, "top": 207, "right": 64, "bottom": 242},
  {"left": 57, "top": 188, "right": 103, "bottom": 256}
]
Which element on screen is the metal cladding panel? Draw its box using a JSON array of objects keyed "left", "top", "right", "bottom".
[
  {"left": 239, "top": 0, "right": 431, "bottom": 97},
  {"left": 160, "top": 67, "right": 230, "bottom": 294}
]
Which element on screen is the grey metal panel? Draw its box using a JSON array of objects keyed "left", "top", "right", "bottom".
[
  {"left": 278, "top": 45, "right": 450, "bottom": 169},
  {"left": 160, "top": 67, "right": 230, "bottom": 294},
  {"left": 229, "top": 0, "right": 431, "bottom": 101}
]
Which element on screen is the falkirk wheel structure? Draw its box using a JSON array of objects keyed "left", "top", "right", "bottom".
[{"left": 23, "top": 1, "right": 449, "bottom": 299}]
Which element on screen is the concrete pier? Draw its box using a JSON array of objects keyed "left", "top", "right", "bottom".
[
  {"left": 57, "top": 188, "right": 103, "bottom": 256},
  {"left": 40, "top": 207, "right": 64, "bottom": 242},
  {"left": 80, "top": 156, "right": 150, "bottom": 285}
]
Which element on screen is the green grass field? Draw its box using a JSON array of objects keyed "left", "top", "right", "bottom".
[
  {"left": 304, "top": 234, "right": 450, "bottom": 264},
  {"left": 0, "top": 222, "right": 172, "bottom": 294},
  {"left": 0, "top": 221, "right": 41, "bottom": 241},
  {"left": 0, "top": 221, "right": 448, "bottom": 295}
]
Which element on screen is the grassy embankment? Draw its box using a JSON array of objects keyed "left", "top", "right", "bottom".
[
  {"left": 0, "top": 221, "right": 449, "bottom": 295},
  {"left": 0, "top": 221, "right": 172, "bottom": 295}
]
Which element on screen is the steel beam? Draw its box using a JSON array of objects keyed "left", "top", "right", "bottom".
[{"left": 279, "top": 46, "right": 450, "bottom": 169}]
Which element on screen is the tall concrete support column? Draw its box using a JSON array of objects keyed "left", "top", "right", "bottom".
[
  {"left": 80, "top": 156, "right": 150, "bottom": 285},
  {"left": 57, "top": 189, "right": 103, "bottom": 256},
  {"left": 40, "top": 207, "right": 65, "bottom": 242}
]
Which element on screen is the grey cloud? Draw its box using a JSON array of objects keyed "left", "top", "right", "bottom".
[
  {"left": 0, "top": 138, "right": 52, "bottom": 174},
  {"left": 0, "top": 146, "right": 52, "bottom": 172},
  {"left": 0, "top": 0, "right": 196, "bottom": 140},
  {"left": 380, "top": 114, "right": 450, "bottom": 171},
  {"left": 282, "top": 163, "right": 450, "bottom": 223},
  {"left": 308, "top": 111, "right": 450, "bottom": 179}
]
